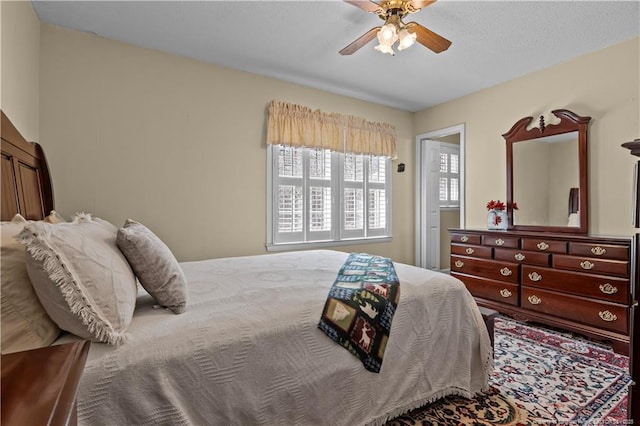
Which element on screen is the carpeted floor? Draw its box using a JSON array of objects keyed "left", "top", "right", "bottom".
[{"left": 386, "top": 317, "right": 631, "bottom": 425}]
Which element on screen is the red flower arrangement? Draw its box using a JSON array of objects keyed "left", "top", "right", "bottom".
[
  {"left": 486, "top": 200, "right": 506, "bottom": 211},
  {"left": 486, "top": 200, "right": 519, "bottom": 211}
]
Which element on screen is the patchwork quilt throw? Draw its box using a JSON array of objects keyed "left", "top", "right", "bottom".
[{"left": 318, "top": 252, "right": 400, "bottom": 373}]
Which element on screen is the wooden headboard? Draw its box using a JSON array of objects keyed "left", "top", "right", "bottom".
[{"left": 1, "top": 111, "right": 54, "bottom": 221}]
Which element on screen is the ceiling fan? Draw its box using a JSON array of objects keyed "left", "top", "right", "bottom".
[{"left": 340, "top": 0, "right": 452, "bottom": 56}]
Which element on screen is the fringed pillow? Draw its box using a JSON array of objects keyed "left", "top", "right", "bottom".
[
  {"left": 17, "top": 213, "right": 137, "bottom": 344},
  {"left": 117, "top": 219, "right": 188, "bottom": 314}
]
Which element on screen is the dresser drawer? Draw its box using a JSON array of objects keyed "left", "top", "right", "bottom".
[
  {"left": 451, "top": 244, "right": 492, "bottom": 259},
  {"left": 521, "top": 238, "right": 567, "bottom": 253},
  {"left": 568, "top": 242, "right": 629, "bottom": 261},
  {"left": 494, "top": 248, "right": 550, "bottom": 266},
  {"left": 452, "top": 272, "right": 519, "bottom": 306},
  {"left": 521, "top": 287, "right": 628, "bottom": 334},
  {"left": 451, "top": 233, "right": 481, "bottom": 245},
  {"left": 451, "top": 255, "right": 519, "bottom": 283},
  {"left": 521, "top": 265, "right": 629, "bottom": 304},
  {"left": 481, "top": 235, "right": 519, "bottom": 248},
  {"left": 552, "top": 254, "right": 629, "bottom": 278}
]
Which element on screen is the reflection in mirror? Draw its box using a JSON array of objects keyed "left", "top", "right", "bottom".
[
  {"left": 512, "top": 132, "right": 580, "bottom": 227},
  {"left": 504, "top": 109, "right": 591, "bottom": 234}
]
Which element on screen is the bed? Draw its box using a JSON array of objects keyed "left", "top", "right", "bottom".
[{"left": 1, "top": 110, "right": 492, "bottom": 425}]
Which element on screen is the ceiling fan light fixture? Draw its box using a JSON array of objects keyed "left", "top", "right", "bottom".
[
  {"left": 376, "top": 22, "right": 398, "bottom": 55},
  {"left": 374, "top": 43, "right": 395, "bottom": 55},
  {"left": 397, "top": 28, "right": 417, "bottom": 51},
  {"left": 379, "top": 22, "right": 398, "bottom": 41},
  {"left": 339, "top": 0, "right": 452, "bottom": 56}
]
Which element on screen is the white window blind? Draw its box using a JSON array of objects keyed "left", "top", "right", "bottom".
[
  {"left": 268, "top": 145, "right": 391, "bottom": 247},
  {"left": 438, "top": 143, "right": 460, "bottom": 208}
]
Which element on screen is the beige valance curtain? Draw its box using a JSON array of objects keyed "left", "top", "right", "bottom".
[{"left": 266, "top": 100, "right": 397, "bottom": 158}]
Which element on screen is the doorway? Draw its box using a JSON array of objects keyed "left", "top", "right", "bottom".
[{"left": 415, "top": 124, "right": 466, "bottom": 270}]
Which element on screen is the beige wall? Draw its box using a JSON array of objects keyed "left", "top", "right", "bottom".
[
  {"left": 1, "top": 0, "right": 40, "bottom": 141},
  {"left": 434, "top": 134, "right": 459, "bottom": 145},
  {"left": 6, "top": 16, "right": 637, "bottom": 266},
  {"left": 39, "top": 25, "right": 415, "bottom": 263},
  {"left": 548, "top": 140, "right": 580, "bottom": 226},
  {"left": 513, "top": 140, "right": 551, "bottom": 225},
  {"left": 414, "top": 37, "right": 640, "bottom": 237}
]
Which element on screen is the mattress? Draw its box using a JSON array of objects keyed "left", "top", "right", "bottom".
[{"left": 60, "top": 250, "right": 492, "bottom": 425}]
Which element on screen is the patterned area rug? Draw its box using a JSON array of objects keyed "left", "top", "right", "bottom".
[{"left": 387, "top": 317, "right": 631, "bottom": 425}]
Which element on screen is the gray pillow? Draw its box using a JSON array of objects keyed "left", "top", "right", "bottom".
[
  {"left": 116, "top": 219, "right": 188, "bottom": 314},
  {"left": 17, "top": 214, "right": 137, "bottom": 344}
]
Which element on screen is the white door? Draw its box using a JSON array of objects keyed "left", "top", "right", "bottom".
[
  {"left": 424, "top": 140, "right": 441, "bottom": 269},
  {"left": 415, "top": 125, "right": 466, "bottom": 269}
]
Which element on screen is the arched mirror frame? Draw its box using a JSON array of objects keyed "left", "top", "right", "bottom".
[{"left": 503, "top": 109, "right": 591, "bottom": 234}]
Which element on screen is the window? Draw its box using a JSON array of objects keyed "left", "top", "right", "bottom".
[
  {"left": 268, "top": 145, "right": 391, "bottom": 248},
  {"left": 438, "top": 143, "right": 460, "bottom": 208}
]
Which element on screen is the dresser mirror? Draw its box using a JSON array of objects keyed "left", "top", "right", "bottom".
[{"left": 503, "top": 109, "right": 591, "bottom": 233}]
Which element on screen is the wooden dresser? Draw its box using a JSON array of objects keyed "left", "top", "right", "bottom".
[
  {"left": 1, "top": 341, "right": 90, "bottom": 426},
  {"left": 450, "top": 229, "right": 632, "bottom": 354}
]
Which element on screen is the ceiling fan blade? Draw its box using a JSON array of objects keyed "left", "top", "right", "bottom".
[
  {"left": 408, "top": 0, "right": 437, "bottom": 11},
  {"left": 405, "top": 22, "right": 451, "bottom": 53},
  {"left": 339, "top": 27, "right": 380, "bottom": 55},
  {"left": 342, "top": 0, "right": 382, "bottom": 14}
]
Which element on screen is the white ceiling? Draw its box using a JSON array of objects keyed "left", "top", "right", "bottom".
[{"left": 32, "top": 0, "right": 640, "bottom": 112}]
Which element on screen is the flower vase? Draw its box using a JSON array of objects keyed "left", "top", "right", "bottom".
[
  {"left": 488, "top": 209, "right": 508, "bottom": 230},
  {"left": 487, "top": 210, "right": 497, "bottom": 229},
  {"left": 496, "top": 210, "right": 508, "bottom": 230}
]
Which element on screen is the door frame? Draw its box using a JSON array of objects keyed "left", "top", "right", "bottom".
[{"left": 415, "top": 124, "right": 466, "bottom": 268}]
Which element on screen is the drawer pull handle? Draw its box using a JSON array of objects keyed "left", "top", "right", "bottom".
[
  {"left": 537, "top": 242, "right": 549, "bottom": 251},
  {"left": 598, "top": 310, "right": 617, "bottom": 322},
  {"left": 455, "top": 260, "right": 464, "bottom": 268},
  {"left": 599, "top": 283, "right": 618, "bottom": 295},
  {"left": 528, "top": 272, "right": 543, "bottom": 282},
  {"left": 500, "top": 289, "right": 512, "bottom": 298},
  {"left": 580, "top": 260, "right": 595, "bottom": 270},
  {"left": 514, "top": 253, "right": 525, "bottom": 261},
  {"left": 500, "top": 267, "right": 512, "bottom": 276},
  {"left": 528, "top": 295, "right": 542, "bottom": 305},
  {"left": 591, "top": 246, "right": 607, "bottom": 256},
  {"left": 460, "top": 235, "right": 469, "bottom": 243},
  {"left": 495, "top": 239, "right": 505, "bottom": 246},
  {"left": 465, "top": 247, "right": 474, "bottom": 255}
]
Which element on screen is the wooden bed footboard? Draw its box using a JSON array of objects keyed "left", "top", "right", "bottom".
[{"left": 478, "top": 306, "right": 498, "bottom": 348}]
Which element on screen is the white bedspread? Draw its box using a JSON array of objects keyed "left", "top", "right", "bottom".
[{"left": 68, "top": 250, "right": 492, "bottom": 425}]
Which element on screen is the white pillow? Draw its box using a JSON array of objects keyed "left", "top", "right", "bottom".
[
  {"left": 1, "top": 214, "right": 60, "bottom": 354},
  {"left": 568, "top": 212, "right": 580, "bottom": 227},
  {"left": 17, "top": 214, "right": 137, "bottom": 344}
]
